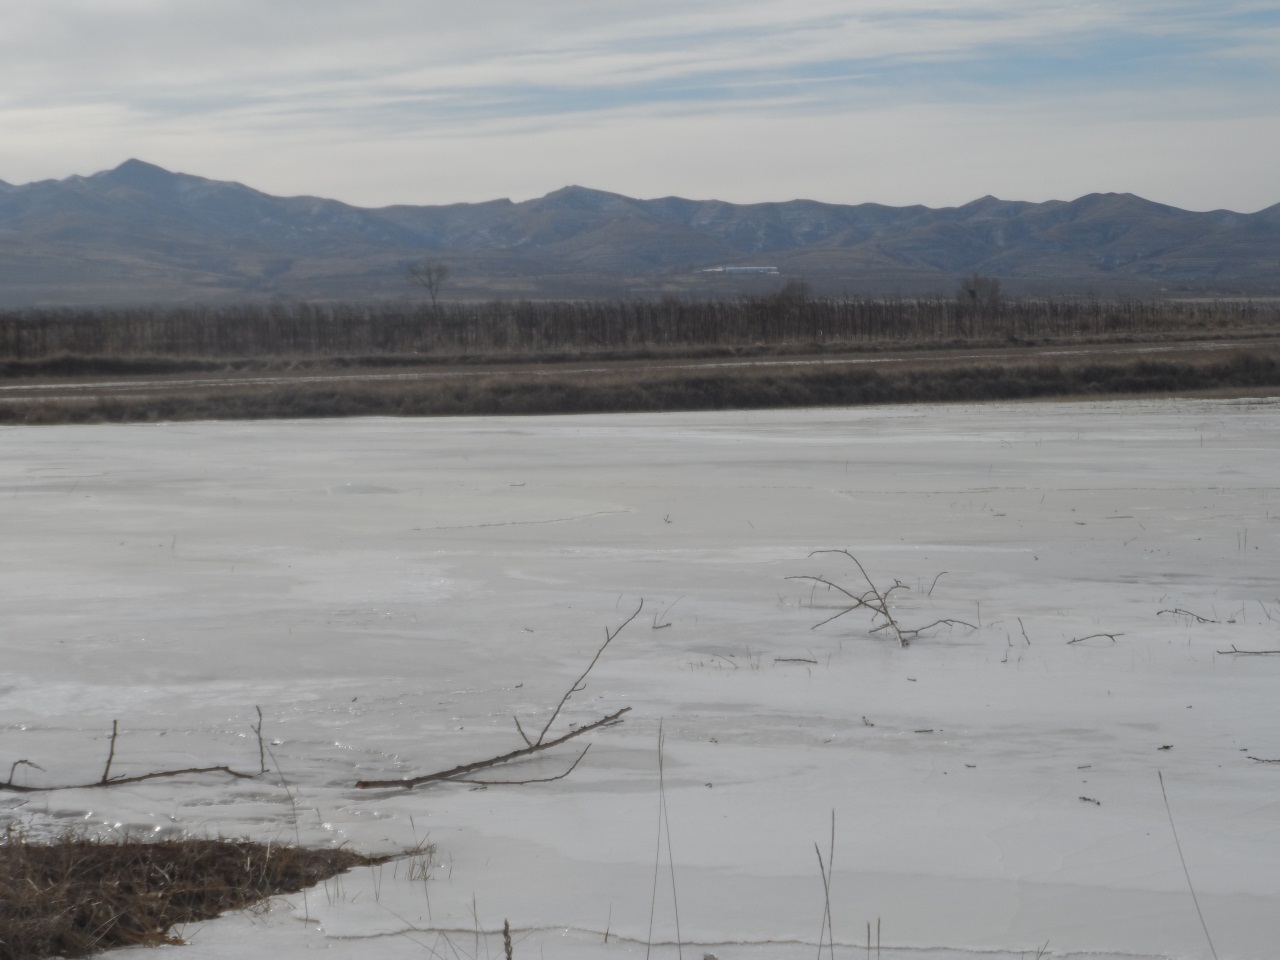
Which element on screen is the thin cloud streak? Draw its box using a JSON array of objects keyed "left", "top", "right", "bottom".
[{"left": 2, "top": 1, "right": 1277, "bottom": 211}]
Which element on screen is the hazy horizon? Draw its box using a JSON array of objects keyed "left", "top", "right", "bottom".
[{"left": 6, "top": 156, "right": 1278, "bottom": 218}]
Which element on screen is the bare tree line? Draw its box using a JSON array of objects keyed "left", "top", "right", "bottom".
[{"left": 1, "top": 295, "right": 1276, "bottom": 362}]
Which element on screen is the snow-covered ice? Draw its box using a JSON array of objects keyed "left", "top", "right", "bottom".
[{"left": 2, "top": 398, "right": 1279, "bottom": 960}]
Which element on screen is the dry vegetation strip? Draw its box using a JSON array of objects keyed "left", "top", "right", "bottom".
[
  {"left": 3, "top": 297, "right": 1278, "bottom": 422},
  {"left": 0, "top": 833, "right": 378, "bottom": 960},
  {"left": 2, "top": 296, "right": 1277, "bottom": 362},
  {"left": 3, "top": 348, "right": 1279, "bottom": 425}
]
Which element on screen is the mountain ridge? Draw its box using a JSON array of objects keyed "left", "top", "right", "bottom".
[{"left": 1, "top": 159, "right": 1277, "bottom": 306}]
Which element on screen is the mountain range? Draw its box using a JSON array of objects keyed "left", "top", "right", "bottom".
[{"left": 1, "top": 159, "right": 1277, "bottom": 307}]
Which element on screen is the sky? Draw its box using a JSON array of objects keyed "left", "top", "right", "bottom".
[{"left": 3, "top": 1, "right": 1279, "bottom": 212}]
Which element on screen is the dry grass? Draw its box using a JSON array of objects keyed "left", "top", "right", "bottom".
[
  {"left": 0, "top": 830, "right": 380, "bottom": 960},
  {"left": 4, "top": 346, "right": 1278, "bottom": 425},
  {"left": 2, "top": 296, "right": 1276, "bottom": 363}
]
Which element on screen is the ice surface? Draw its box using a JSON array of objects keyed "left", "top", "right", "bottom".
[{"left": 2, "top": 398, "right": 1279, "bottom": 960}]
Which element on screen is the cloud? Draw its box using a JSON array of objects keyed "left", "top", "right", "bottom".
[{"left": 2, "top": 1, "right": 1278, "bottom": 210}]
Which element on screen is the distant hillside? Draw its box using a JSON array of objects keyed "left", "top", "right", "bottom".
[{"left": 1, "top": 159, "right": 1277, "bottom": 306}]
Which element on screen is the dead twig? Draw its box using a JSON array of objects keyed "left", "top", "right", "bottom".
[
  {"left": 532, "top": 601, "right": 642, "bottom": 746},
  {"left": 254, "top": 705, "right": 267, "bottom": 775},
  {"left": 790, "top": 551, "right": 905, "bottom": 645},
  {"left": 357, "top": 707, "right": 631, "bottom": 790},
  {"left": 1217, "top": 645, "right": 1280, "bottom": 656},
  {"left": 6, "top": 759, "right": 44, "bottom": 784},
  {"left": 1158, "top": 608, "right": 1220, "bottom": 624},
  {"left": 787, "top": 573, "right": 878, "bottom": 629},
  {"left": 1067, "top": 632, "right": 1123, "bottom": 644},
  {"left": 790, "top": 550, "right": 975, "bottom": 647},
  {"left": 2, "top": 764, "right": 259, "bottom": 793},
  {"left": 775, "top": 657, "right": 818, "bottom": 664},
  {"left": 453, "top": 745, "right": 593, "bottom": 786},
  {"left": 2, "top": 720, "right": 261, "bottom": 794},
  {"left": 905, "top": 618, "right": 978, "bottom": 634},
  {"left": 1246, "top": 756, "right": 1280, "bottom": 763},
  {"left": 101, "top": 720, "right": 119, "bottom": 784},
  {"left": 357, "top": 604, "right": 641, "bottom": 789},
  {"left": 652, "top": 598, "right": 681, "bottom": 630}
]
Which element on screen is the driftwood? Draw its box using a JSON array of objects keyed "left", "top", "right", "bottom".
[
  {"left": 5, "top": 607, "right": 641, "bottom": 796},
  {"left": 789, "top": 550, "right": 975, "bottom": 647},
  {"left": 1217, "top": 645, "right": 1280, "bottom": 656},
  {"left": 1, "top": 718, "right": 264, "bottom": 794},
  {"left": 356, "top": 601, "right": 643, "bottom": 790}
]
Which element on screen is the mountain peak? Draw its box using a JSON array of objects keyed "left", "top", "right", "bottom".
[
  {"left": 532, "top": 185, "right": 633, "bottom": 213},
  {"left": 94, "top": 158, "right": 178, "bottom": 191}
]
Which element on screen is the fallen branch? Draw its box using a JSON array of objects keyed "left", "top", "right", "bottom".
[
  {"left": 452, "top": 744, "right": 592, "bottom": 786},
  {"left": 789, "top": 550, "right": 976, "bottom": 647},
  {"left": 1067, "top": 632, "right": 1123, "bottom": 644},
  {"left": 2, "top": 717, "right": 266, "bottom": 794},
  {"left": 355, "top": 708, "right": 630, "bottom": 789},
  {"left": 1158, "top": 608, "right": 1220, "bottom": 624},
  {"left": 1246, "top": 756, "right": 1280, "bottom": 763},
  {"left": 1217, "top": 645, "right": 1280, "bottom": 656},
  {"left": 903, "top": 618, "right": 978, "bottom": 635},
  {"left": 4, "top": 604, "right": 643, "bottom": 797},
  {"left": 530, "top": 602, "right": 642, "bottom": 746},
  {"left": 2, "top": 765, "right": 260, "bottom": 794},
  {"left": 356, "top": 602, "right": 643, "bottom": 790}
]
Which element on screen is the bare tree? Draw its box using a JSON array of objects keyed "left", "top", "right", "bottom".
[
  {"left": 957, "top": 273, "right": 1002, "bottom": 306},
  {"left": 408, "top": 260, "right": 451, "bottom": 307},
  {"left": 776, "top": 278, "right": 811, "bottom": 303}
]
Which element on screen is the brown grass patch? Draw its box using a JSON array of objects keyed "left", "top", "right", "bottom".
[
  {"left": 0, "top": 831, "right": 380, "bottom": 960},
  {"left": 4, "top": 346, "right": 1278, "bottom": 425}
]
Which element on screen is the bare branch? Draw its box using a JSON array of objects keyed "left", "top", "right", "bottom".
[
  {"left": 1217, "top": 645, "right": 1280, "bottom": 656},
  {"left": 254, "top": 705, "right": 267, "bottom": 775},
  {"left": 796, "top": 550, "right": 910, "bottom": 645},
  {"left": 1, "top": 716, "right": 262, "bottom": 794},
  {"left": 2, "top": 764, "right": 259, "bottom": 794},
  {"left": 1159, "top": 608, "right": 1220, "bottom": 624},
  {"left": 808, "top": 605, "right": 862, "bottom": 630},
  {"left": 905, "top": 618, "right": 978, "bottom": 636},
  {"left": 101, "top": 720, "right": 119, "bottom": 784},
  {"left": 514, "top": 715, "right": 534, "bottom": 747},
  {"left": 785, "top": 574, "right": 872, "bottom": 608},
  {"left": 533, "top": 600, "right": 642, "bottom": 745},
  {"left": 453, "top": 745, "right": 593, "bottom": 785},
  {"left": 4, "top": 759, "right": 44, "bottom": 786},
  {"left": 1067, "top": 632, "right": 1123, "bottom": 644},
  {"left": 355, "top": 707, "right": 631, "bottom": 789},
  {"left": 819, "top": 549, "right": 906, "bottom": 646}
]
